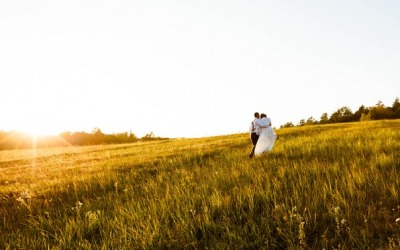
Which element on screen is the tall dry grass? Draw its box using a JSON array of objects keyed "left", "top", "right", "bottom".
[{"left": 0, "top": 120, "right": 399, "bottom": 249}]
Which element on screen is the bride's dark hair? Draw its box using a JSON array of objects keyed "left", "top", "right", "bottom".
[{"left": 261, "top": 113, "right": 267, "bottom": 118}]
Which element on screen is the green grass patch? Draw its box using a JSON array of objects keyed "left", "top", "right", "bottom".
[{"left": 1, "top": 120, "right": 399, "bottom": 249}]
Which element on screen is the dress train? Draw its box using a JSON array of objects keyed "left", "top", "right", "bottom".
[{"left": 254, "top": 126, "right": 276, "bottom": 156}]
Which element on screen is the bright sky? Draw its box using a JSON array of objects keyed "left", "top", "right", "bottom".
[{"left": 1, "top": 1, "right": 399, "bottom": 138}]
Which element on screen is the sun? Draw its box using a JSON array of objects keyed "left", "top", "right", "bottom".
[
  {"left": 19, "top": 121, "right": 60, "bottom": 138},
  {"left": 14, "top": 102, "right": 63, "bottom": 138},
  {"left": 23, "top": 126, "right": 52, "bottom": 138}
]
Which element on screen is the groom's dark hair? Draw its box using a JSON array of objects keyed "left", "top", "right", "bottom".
[{"left": 254, "top": 112, "right": 259, "bottom": 118}]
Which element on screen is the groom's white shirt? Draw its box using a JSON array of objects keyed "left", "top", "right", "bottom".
[{"left": 250, "top": 118, "right": 259, "bottom": 134}]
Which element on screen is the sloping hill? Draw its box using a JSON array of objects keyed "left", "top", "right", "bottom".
[{"left": 1, "top": 120, "right": 399, "bottom": 249}]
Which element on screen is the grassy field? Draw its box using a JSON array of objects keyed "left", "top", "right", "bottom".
[{"left": 1, "top": 120, "right": 399, "bottom": 249}]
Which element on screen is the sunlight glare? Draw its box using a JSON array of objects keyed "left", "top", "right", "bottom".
[
  {"left": 24, "top": 125, "right": 53, "bottom": 138},
  {"left": 20, "top": 117, "right": 59, "bottom": 138}
]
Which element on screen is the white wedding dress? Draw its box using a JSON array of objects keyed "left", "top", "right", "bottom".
[{"left": 254, "top": 117, "right": 277, "bottom": 156}]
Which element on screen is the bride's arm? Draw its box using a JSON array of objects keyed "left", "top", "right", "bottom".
[
  {"left": 267, "top": 118, "right": 272, "bottom": 127},
  {"left": 256, "top": 119, "right": 269, "bottom": 128},
  {"left": 254, "top": 119, "right": 263, "bottom": 128}
]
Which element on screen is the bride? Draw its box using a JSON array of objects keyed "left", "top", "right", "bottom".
[{"left": 254, "top": 113, "right": 277, "bottom": 156}]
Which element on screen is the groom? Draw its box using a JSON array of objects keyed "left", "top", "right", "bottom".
[{"left": 248, "top": 112, "right": 260, "bottom": 158}]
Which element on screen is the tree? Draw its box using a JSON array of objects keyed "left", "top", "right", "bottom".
[
  {"left": 330, "top": 106, "right": 353, "bottom": 123},
  {"left": 392, "top": 97, "right": 400, "bottom": 119},
  {"left": 306, "top": 116, "right": 317, "bottom": 125},
  {"left": 369, "top": 101, "right": 393, "bottom": 120},
  {"left": 279, "top": 98, "right": 399, "bottom": 127},
  {"left": 92, "top": 127, "right": 103, "bottom": 135},
  {"left": 392, "top": 97, "right": 400, "bottom": 110},
  {"left": 376, "top": 100, "right": 384, "bottom": 107},
  {"left": 319, "top": 113, "right": 329, "bottom": 124},
  {"left": 353, "top": 105, "right": 368, "bottom": 121},
  {"left": 280, "top": 122, "right": 294, "bottom": 128},
  {"left": 143, "top": 132, "right": 155, "bottom": 139},
  {"left": 128, "top": 130, "right": 138, "bottom": 141},
  {"left": 360, "top": 113, "right": 371, "bottom": 122}
]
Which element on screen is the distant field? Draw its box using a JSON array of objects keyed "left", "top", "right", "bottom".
[{"left": 1, "top": 120, "right": 399, "bottom": 249}]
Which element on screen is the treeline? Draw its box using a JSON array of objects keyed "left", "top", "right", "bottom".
[
  {"left": 281, "top": 97, "right": 400, "bottom": 128},
  {"left": 0, "top": 128, "right": 168, "bottom": 151}
]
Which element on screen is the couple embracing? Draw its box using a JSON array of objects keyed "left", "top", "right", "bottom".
[{"left": 249, "top": 112, "right": 277, "bottom": 158}]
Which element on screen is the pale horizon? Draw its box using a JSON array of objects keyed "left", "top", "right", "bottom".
[{"left": 1, "top": 1, "right": 399, "bottom": 138}]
